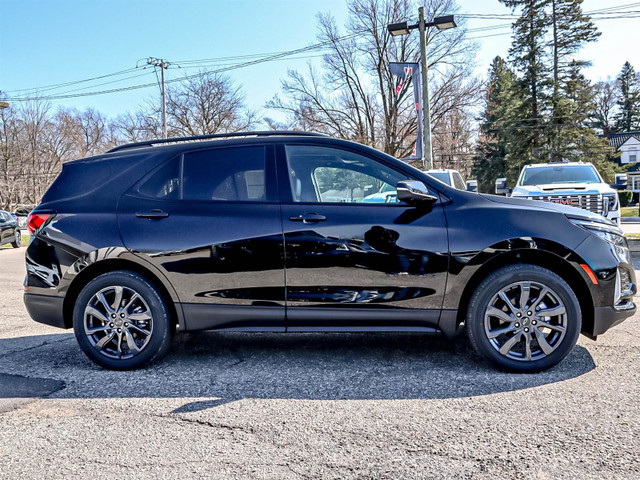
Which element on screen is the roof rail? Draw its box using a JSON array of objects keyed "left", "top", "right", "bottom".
[{"left": 107, "top": 130, "right": 327, "bottom": 153}]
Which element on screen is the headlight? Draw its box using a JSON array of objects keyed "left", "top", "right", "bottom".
[
  {"left": 604, "top": 193, "right": 618, "bottom": 212},
  {"left": 567, "top": 215, "right": 626, "bottom": 247}
]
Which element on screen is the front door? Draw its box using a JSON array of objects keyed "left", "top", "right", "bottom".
[
  {"left": 277, "top": 143, "right": 449, "bottom": 331},
  {"left": 118, "top": 144, "right": 286, "bottom": 331}
]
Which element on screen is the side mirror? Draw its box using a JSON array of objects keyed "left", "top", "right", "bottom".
[
  {"left": 397, "top": 180, "right": 438, "bottom": 206},
  {"left": 466, "top": 180, "right": 478, "bottom": 192},
  {"left": 495, "top": 178, "right": 511, "bottom": 196}
]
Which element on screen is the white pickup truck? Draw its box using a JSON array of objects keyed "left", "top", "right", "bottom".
[{"left": 496, "top": 162, "right": 621, "bottom": 225}]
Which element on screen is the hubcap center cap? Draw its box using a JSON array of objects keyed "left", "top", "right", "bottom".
[
  {"left": 115, "top": 319, "right": 124, "bottom": 327},
  {"left": 522, "top": 317, "right": 530, "bottom": 326}
]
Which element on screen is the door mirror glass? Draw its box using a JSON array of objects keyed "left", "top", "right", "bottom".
[{"left": 397, "top": 181, "right": 438, "bottom": 205}]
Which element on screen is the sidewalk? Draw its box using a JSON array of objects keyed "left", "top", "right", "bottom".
[{"left": 622, "top": 217, "right": 640, "bottom": 234}]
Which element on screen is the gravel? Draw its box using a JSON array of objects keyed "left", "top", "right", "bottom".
[{"left": 0, "top": 247, "right": 638, "bottom": 479}]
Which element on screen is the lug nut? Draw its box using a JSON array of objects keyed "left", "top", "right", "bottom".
[
  {"left": 120, "top": 313, "right": 125, "bottom": 318},
  {"left": 111, "top": 314, "right": 116, "bottom": 318},
  {"left": 527, "top": 311, "right": 532, "bottom": 316},
  {"left": 516, "top": 312, "right": 522, "bottom": 317},
  {"left": 532, "top": 320, "right": 537, "bottom": 325},
  {"left": 515, "top": 323, "right": 520, "bottom": 328},
  {"left": 109, "top": 323, "right": 114, "bottom": 327},
  {"left": 117, "top": 328, "right": 122, "bottom": 333},
  {"left": 524, "top": 327, "right": 529, "bottom": 333},
  {"left": 124, "top": 323, "right": 129, "bottom": 327}
]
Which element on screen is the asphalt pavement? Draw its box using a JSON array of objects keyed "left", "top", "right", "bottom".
[{"left": 0, "top": 246, "right": 639, "bottom": 479}]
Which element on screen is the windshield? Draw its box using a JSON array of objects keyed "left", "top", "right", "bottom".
[
  {"left": 426, "top": 172, "right": 451, "bottom": 185},
  {"left": 520, "top": 165, "right": 601, "bottom": 186}
]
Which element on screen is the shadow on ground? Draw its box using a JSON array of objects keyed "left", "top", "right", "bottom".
[{"left": 0, "top": 331, "right": 596, "bottom": 410}]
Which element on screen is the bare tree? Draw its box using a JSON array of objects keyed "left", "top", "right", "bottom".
[
  {"left": 590, "top": 80, "right": 617, "bottom": 137},
  {"left": 267, "top": 0, "right": 481, "bottom": 161}
]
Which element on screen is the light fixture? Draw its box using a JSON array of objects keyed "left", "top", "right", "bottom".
[{"left": 387, "top": 21, "right": 411, "bottom": 36}]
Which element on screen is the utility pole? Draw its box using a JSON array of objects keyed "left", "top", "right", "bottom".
[
  {"left": 418, "top": 7, "right": 433, "bottom": 170},
  {"left": 147, "top": 57, "right": 170, "bottom": 138}
]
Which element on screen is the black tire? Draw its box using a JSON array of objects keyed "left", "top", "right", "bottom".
[
  {"left": 11, "top": 230, "right": 21, "bottom": 248},
  {"left": 466, "top": 264, "right": 581, "bottom": 372},
  {"left": 73, "top": 270, "right": 173, "bottom": 370}
]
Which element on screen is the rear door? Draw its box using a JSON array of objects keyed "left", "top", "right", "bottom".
[
  {"left": 277, "top": 143, "right": 449, "bottom": 331},
  {"left": 118, "top": 144, "right": 286, "bottom": 331}
]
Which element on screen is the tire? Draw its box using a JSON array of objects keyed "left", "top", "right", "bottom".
[
  {"left": 72, "top": 270, "right": 173, "bottom": 370},
  {"left": 466, "top": 264, "right": 581, "bottom": 372},
  {"left": 11, "top": 230, "right": 21, "bottom": 248}
]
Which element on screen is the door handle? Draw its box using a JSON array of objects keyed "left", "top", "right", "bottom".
[
  {"left": 136, "top": 209, "right": 169, "bottom": 219},
  {"left": 289, "top": 213, "right": 327, "bottom": 223}
]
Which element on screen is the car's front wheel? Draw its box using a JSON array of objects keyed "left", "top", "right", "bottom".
[
  {"left": 72, "top": 271, "right": 173, "bottom": 370},
  {"left": 466, "top": 264, "right": 581, "bottom": 372}
]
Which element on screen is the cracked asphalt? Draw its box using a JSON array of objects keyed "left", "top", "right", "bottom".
[{"left": 1, "top": 246, "right": 639, "bottom": 479}]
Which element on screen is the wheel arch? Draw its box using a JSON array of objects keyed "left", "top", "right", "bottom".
[
  {"left": 62, "top": 257, "right": 183, "bottom": 330},
  {"left": 455, "top": 242, "right": 594, "bottom": 336}
]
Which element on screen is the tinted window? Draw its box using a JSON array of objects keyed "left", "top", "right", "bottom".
[
  {"left": 138, "top": 146, "right": 266, "bottom": 202},
  {"left": 285, "top": 145, "right": 407, "bottom": 204},
  {"left": 138, "top": 158, "right": 181, "bottom": 200},
  {"left": 521, "top": 165, "right": 601, "bottom": 186},
  {"left": 183, "top": 147, "right": 265, "bottom": 202}
]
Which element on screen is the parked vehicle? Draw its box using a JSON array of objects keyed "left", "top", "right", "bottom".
[
  {"left": 424, "top": 169, "right": 467, "bottom": 190},
  {"left": 0, "top": 210, "right": 21, "bottom": 248},
  {"left": 497, "top": 162, "right": 621, "bottom": 225},
  {"left": 24, "top": 132, "right": 636, "bottom": 372}
]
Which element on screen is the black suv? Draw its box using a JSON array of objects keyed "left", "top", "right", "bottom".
[
  {"left": 24, "top": 132, "right": 636, "bottom": 371},
  {"left": 0, "top": 209, "right": 21, "bottom": 248}
]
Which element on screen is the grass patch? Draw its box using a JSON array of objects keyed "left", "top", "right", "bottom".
[
  {"left": 621, "top": 206, "right": 639, "bottom": 217},
  {"left": 625, "top": 233, "right": 640, "bottom": 239}
]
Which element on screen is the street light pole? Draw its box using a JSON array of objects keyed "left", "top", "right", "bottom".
[
  {"left": 387, "top": 13, "right": 456, "bottom": 169},
  {"left": 418, "top": 7, "right": 433, "bottom": 170}
]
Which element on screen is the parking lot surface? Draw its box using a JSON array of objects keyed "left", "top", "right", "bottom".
[{"left": 1, "top": 246, "right": 639, "bottom": 479}]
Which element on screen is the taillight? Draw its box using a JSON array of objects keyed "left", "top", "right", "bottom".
[{"left": 27, "top": 212, "right": 53, "bottom": 235}]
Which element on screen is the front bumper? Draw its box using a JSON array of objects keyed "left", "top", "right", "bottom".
[{"left": 590, "top": 302, "right": 636, "bottom": 338}]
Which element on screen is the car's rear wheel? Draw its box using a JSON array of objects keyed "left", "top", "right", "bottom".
[
  {"left": 466, "top": 264, "right": 581, "bottom": 372},
  {"left": 72, "top": 271, "right": 173, "bottom": 370},
  {"left": 11, "top": 230, "right": 21, "bottom": 248}
]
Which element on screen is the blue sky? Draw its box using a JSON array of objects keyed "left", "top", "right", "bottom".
[{"left": 0, "top": 0, "right": 637, "bottom": 122}]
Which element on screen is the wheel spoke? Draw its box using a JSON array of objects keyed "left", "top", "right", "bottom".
[
  {"left": 86, "top": 325, "right": 111, "bottom": 336},
  {"left": 96, "top": 332, "right": 115, "bottom": 349},
  {"left": 524, "top": 333, "right": 532, "bottom": 360},
  {"left": 534, "top": 328, "right": 554, "bottom": 355},
  {"left": 531, "top": 287, "right": 549, "bottom": 311},
  {"left": 85, "top": 306, "right": 109, "bottom": 323},
  {"left": 112, "top": 286, "right": 124, "bottom": 312},
  {"left": 519, "top": 282, "right": 531, "bottom": 311},
  {"left": 128, "top": 311, "right": 152, "bottom": 322},
  {"left": 127, "top": 323, "right": 151, "bottom": 336},
  {"left": 488, "top": 323, "right": 516, "bottom": 339},
  {"left": 97, "top": 292, "right": 114, "bottom": 313},
  {"left": 124, "top": 329, "right": 140, "bottom": 353},
  {"left": 536, "top": 305, "right": 566, "bottom": 318},
  {"left": 121, "top": 293, "right": 140, "bottom": 313},
  {"left": 498, "top": 291, "right": 519, "bottom": 315},
  {"left": 486, "top": 306, "right": 514, "bottom": 323},
  {"left": 116, "top": 333, "right": 123, "bottom": 358},
  {"left": 535, "top": 320, "right": 566, "bottom": 333},
  {"left": 499, "top": 332, "right": 523, "bottom": 355}
]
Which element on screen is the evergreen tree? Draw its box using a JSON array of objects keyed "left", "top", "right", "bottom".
[
  {"left": 615, "top": 62, "right": 640, "bottom": 132},
  {"left": 473, "top": 57, "right": 524, "bottom": 191}
]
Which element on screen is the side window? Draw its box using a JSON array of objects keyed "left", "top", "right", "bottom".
[
  {"left": 183, "top": 146, "right": 265, "bottom": 202},
  {"left": 138, "top": 146, "right": 266, "bottom": 202},
  {"left": 138, "top": 158, "right": 181, "bottom": 200},
  {"left": 285, "top": 145, "right": 407, "bottom": 204}
]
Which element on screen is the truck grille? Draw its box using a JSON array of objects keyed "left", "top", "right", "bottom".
[{"left": 529, "top": 194, "right": 606, "bottom": 215}]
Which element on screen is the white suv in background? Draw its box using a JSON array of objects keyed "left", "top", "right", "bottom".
[
  {"left": 506, "top": 162, "right": 621, "bottom": 225},
  {"left": 424, "top": 169, "right": 467, "bottom": 190}
]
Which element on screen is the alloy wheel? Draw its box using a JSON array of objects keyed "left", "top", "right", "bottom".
[
  {"left": 83, "top": 285, "right": 154, "bottom": 359},
  {"left": 484, "top": 281, "right": 567, "bottom": 362}
]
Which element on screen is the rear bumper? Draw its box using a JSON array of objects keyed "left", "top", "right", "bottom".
[
  {"left": 23, "top": 292, "right": 67, "bottom": 329},
  {"left": 589, "top": 302, "right": 635, "bottom": 338}
]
